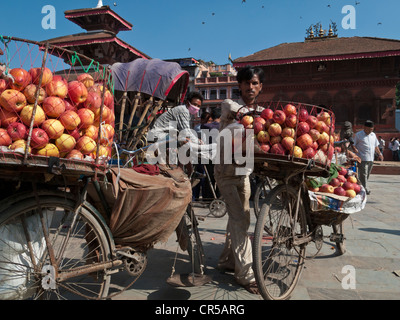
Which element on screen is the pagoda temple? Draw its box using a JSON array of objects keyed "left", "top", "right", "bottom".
[
  {"left": 233, "top": 25, "right": 400, "bottom": 140},
  {"left": 45, "top": 1, "right": 150, "bottom": 65}
]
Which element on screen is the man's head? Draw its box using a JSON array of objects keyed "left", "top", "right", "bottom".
[
  {"left": 363, "top": 120, "right": 374, "bottom": 135},
  {"left": 185, "top": 91, "right": 204, "bottom": 115},
  {"left": 210, "top": 107, "right": 221, "bottom": 121},
  {"left": 236, "top": 66, "right": 264, "bottom": 105}
]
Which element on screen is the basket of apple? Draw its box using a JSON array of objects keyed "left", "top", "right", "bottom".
[
  {"left": 0, "top": 37, "right": 115, "bottom": 174},
  {"left": 238, "top": 101, "right": 335, "bottom": 171}
]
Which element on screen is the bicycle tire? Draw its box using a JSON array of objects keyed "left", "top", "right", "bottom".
[
  {"left": 253, "top": 184, "right": 307, "bottom": 300},
  {"left": 0, "top": 190, "right": 112, "bottom": 300},
  {"left": 332, "top": 223, "right": 346, "bottom": 255},
  {"left": 253, "top": 178, "right": 277, "bottom": 218},
  {"left": 185, "top": 205, "right": 206, "bottom": 275}
]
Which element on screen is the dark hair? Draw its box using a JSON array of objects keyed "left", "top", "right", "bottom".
[
  {"left": 236, "top": 66, "right": 265, "bottom": 84},
  {"left": 210, "top": 107, "right": 221, "bottom": 120},
  {"left": 186, "top": 91, "right": 204, "bottom": 103},
  {"left": 364, "top": 120, "right": 374, "bottom": 128},
  {"left": 200, "top": 111, "right": 210, "bottom": 120}
]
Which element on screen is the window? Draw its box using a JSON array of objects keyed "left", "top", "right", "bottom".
[
  {"left": 231, "top": 88, "right": 240, "bottom": 99},
  {"left": 210, "top": 89, "right": 217, "bottom": 100},
  {"left": 219, "top": 89, "right": 227, "bottom": 100},
  {"left": 200, "top": 89, "right": 208, "bottom": 100}
]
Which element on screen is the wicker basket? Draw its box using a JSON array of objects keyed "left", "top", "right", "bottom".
[{"left": 309, "top": 209, "right": 349, "bottom": 226}]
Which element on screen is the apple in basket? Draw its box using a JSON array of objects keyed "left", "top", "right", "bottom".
[
  {"left": 282, "top": 127, "right": 295, "bottom": 139},
  {"left": 285, "top": 114, "right": 297, "bottom": 128},
  {"left": 81, "top": 124, "right": 98, "bottom": 141},
  {"left": 302, "top": 147, "right": 316, "bottom": 159},
  {"left": 65, "top": 149, "right": 84, "bottom": 160},
  {"left": 0, "top": 79, "right": 8, "bottom": 94},
  {"left": 306, "top": 115, "right": 318, "bottom": 129},
  {"left": 298, "top": 108, "right": 309, "bottom": 122},
  {"left": 297, "top": 122, "right": 310, "bottom": 136},
  {"left": 260, "top": 108, "right": 274, "bottom": 120},
  {"left": 68, "top": 81, "right": 88, "bottom": 105},
  {"left": 347, "top": 176, "right": 357, "bottom": 184},
  {"left": 84, "top": 90, "right": 102, "bottom": 110},
  {"left": 254, "top": 121, "right": 265, "bottom": 134},
  {"left": 270, "top": 143, "right": 286, "bottom": 155},
  {"left": 7, "top": 122, "right": 27, "bottom": 141},
  {"left": 0, "top": 128, "right": 12, "bottom": 146},
  {"left": 319, "top": 183, "right": 334, "bottom": 193},
  {"left": 41, "top": 119, "right": 65, "bottom": 140},
  {"left": 346, "top": 189, "right": 356, "bottom": 198},
  {"left": 317, "top": 111, "right": 331, "bottom": 126},
  {"left": 20, "top": 104, "right": 46, "bottom": 127},
  {"left": 257, "top": 130, "right": 270, "bottom": 144},
  {"left": 30, "top": 128, "right": 49, "bottom": 149},
  {"left": 291, "top": 145, "right": 303, "bottom": 158},
  {"left": 34, "top": 143, "right": 60, "bottom": 157},
  {"left": 0, "top": 109, "right": 19, "bottom": 128},
  {"left": 281, "top": 136, "right": 295, "bottom": 151},
  {"left": 272, "top": 110, "right": 286, "bottom": 125},
  {"left": 330, "top": 178, "right": 341, "bottom": 187},
  {"left": 268, "top": 123, "right": 282, "bottom": 137},
  {"left": 55, "top": 133, "right": 76, "bottom": 153},
  {"left": 9, "top": 68, "right": 31, "bottom": 91},
  {"left": 337, "top": 174, "right": 346, "bottom": 184},
  {"left": 75, "top": 136, "right": 97, "bottom": 155},
  {"left": 60, "top": 110, "right": 81, "bottom": 131},
  {"left": 334, "top": 186, "right": 347, "bottom": 196},
  {"left": 0, "top": 89, "right": 27, "bottom": 112},
  {"left": 42, "top": 96, "right": 66, "bottom": 118},
  {"left": 46, "top": 78, "right": 68, "bottom": 99},
  {"left": 29, "top": 67, "right": 53, "bottom": 87},
  {"left": 338, "top": 166, "right": 348, "bottom": 176},
  {"left": 353, "top": 183, "right": 361, "bottom": 194},
  {"left": 241, "top": 115, "right": 253, "bottom": 127},
  {"left": 309, "top": 129, "right": 320, "bottom": 142},
  {"left": 77, "top": 108, "right": 95, "bottom": 129},
  {"left": 342, "top": 181, "right": 354, "bottom": 191},
  {"left": 284, "top": 103, "right": 297, "bottom": 116},
  {"left": 10, "top": 139, "right": 31, "bottom": 153},
  {"left": 23, "top": 84, "right": 47, "bottom": 104},
  {"left": 296, "top": 133, "right": 313, "bottom": 150},
  {"left": 77, "top": 73, "right": 95, "bottom": 89},
  {"left": 259, "top": 143, "right": 270, "bottom": 153}
]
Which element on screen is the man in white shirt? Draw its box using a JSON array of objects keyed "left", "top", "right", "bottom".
[{"left": 354, "top": 120, "right": 384, "bottom": 195}]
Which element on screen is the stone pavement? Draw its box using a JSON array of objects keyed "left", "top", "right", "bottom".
[{"left": 111, "top": 174, "right": 400, "bottom": 301}]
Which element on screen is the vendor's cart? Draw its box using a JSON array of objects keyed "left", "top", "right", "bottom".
[
  {"left": 0, "top": 37, "right": 197, "bottom": 300},
  {"left": 239, "top": 101, "right": 366, "bottom": 300}
]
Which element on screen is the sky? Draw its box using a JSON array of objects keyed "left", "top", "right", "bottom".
[{"left": 0, "top": 0, "right": 399, "bottom": 65}]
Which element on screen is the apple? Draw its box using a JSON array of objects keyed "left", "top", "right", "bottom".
[
  {"left": 272, "top": 110, "right": 286, "bottom": 125},
  {"left": 309, "top": 187, "right": 319, "bottom": 192},
  {"left": 270, "top": 135, "right": 282, "bottom": 145},
  {"left": 75, "top": 136, "right": 97, "bottom": 154},
  {"left": 34, "top": 143, "right": 59, "bottom": 157},
  {"left": 42, "top": 96, "right": 66, "bottom": 118},
  {"left": 268, "top": 123, "right": 282, "bottom": 137},
  {"left": 296, "top": 133, "right": 313, "bottom": 150},
  {"left": 306, "top": 115, "right": 318, "bottom": 129},
  {"left": 291, "top": 145, "right": 303, "bottom": 158},
  {"left": 0, "top": 109, "right": 19, "bottom": 128},
  {"left": 23, "top": 84, "right": 47, "bottom": 104},
  {"left": 317, "top": 131, "right": 330, "bottom": 145},
  {"left": 81, "top": 125, "right": 98, "bottom": 141},
  {"left": 270, "top": 143, "right": 286, "bottom": 155},
  {"left": 338, "top": 167, "right": 348, "bottom": 176},
  {"left": 41, "top": 119, "right": 65, "bottom": 139},
  {"left": 77, "top": 73, "right": 94, "bottom": 88},
  {"left": 65, "top": 149, "right": 84, "bottom": 160},
  {"left": 259, "top": 143, "right": 270, "bottom": 153},
  {"left": 284, "top": 104, "right": 297, "bottom": 116},
  {"left": 342, "top": 182, "right": 354, "bottom": 191},
  {"left": 334, "top": 186, "right": 347, "bottom": 196},
  {"left": 0, "top": 128, "right": 12, "bottom": 146},
  {"left": 10, "top": 139, "right": 31, "bottom": 153},
  {"left": 330, "top": 178, "right": 341, "bottom": 187},
  {"left": 285, "top": 114, "right": 297, "bottom": 128},
  {"left": 241, "top": 115, "right": 253, "bottom": 127},
  {"left": 302, "top": 147, "right": 316, "bottom": 159},
  {"left": 317, "top": 111, "right": 331, "bottom": 126},
  {"left": 20, "top": 104, "right": 46, "bottom": 127},
  {"left": 253, "top": 117, "right": 266, "bottom": 125},
  {"left": 281, "top": 136, "right": 295, "bottom": 151},
  {"left": 298, "top": 108, "right": 309, "bottom": 122},
  {"left": 257, "top": 130, "right": 269, "bottom": 144},
  {"left": 29, "top": 67, "right": 53, "bottom": 87},
  {"left": 60, "top": 110, "right": 81, "bottom": 131},
  {"left": 311, "top": 141, "right": 319, "bottom": 150},
  {"left": 337, "top": 175, "right": 346, "bottom": 184},
  {"left": 264, "top": 118, "right": 274, "bottom": 130},
  {"left": 346, "top": 189, "right": 356, "bottom": 198},
  {"left": 353, "top": 183, "right": 361, "bottom": 194},
  {"left": 55, "top": 133, "right": 76, "bottom": 153},
  {"left": 84, "top": 90, "right": 102, "bottom": 111},
  {"left": 254, "top": 121, "right": 265, "bottom": 135},
  {"left": 68, "top": 81, "right": 88, "bottom": 105},
  {"left": 297, "top": 122, "right": 310, "bottom": 136},
  {"left": 347, "top": 176, "right": 358, "bottom": 184},
  {"left": 0, "top": 79, "right": 8, "bottom": 94},
  {"left": 281, "top": 127, "right": 295, "bottom": 138},
  {"left": 0, "top": 89, "right": 27, "bottom": 112},
  {"left": 320, "top": 184, "right": 334, "bottom": 193},
  {"left": 30, "top": 128, "right": 49, "bottom": 149},
  {"left": 93, "top": 106, "right": 112, "bottom": 126},
  {"left": 46, "top": 78, "right": 68, "bottom": 99},
  {"left": 9, "top": 68, "right": 31, "bottom": 91},
  {"left": 315, "top": 121, "right": 329, "bottom": 134},
  {"left": 64, "top": 99, "right": 77, "bottom": 112},
  {"left": 77, "top": 108, "right": 95, "bottom": 129},
  {"left": 260, "top": 108, "right": 274, "bottom": 120},
  {"left": 7, "top": 122, "right": 27, "bottom": 141},
  {"left": 94, "top": 144, "right": 111, "bottom": 158},
  {"left": 309, "top": 129, "right": 320, "bottom": 142}
]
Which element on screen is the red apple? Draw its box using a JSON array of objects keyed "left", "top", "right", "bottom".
[
  {"left": 84, "top": 90, "right": 102, "bottom": 111},
  {"left": 9, "top": 68, "right": 31, "bottom": 91},
  {"left": 0, "top": 79, "right": 8, "bottom": 94},
  {"left": 320, "top": 184, "right": 334, "bottom": 193},
  {"left": 257, "top": 130, "right": 270, "bottom": 144},
  {"left": 75, "top": 136, "right": 97, "bottom": 154},
  {"left": 0, "top": 109, "right": 19, "bottom": 128},
  {"left": 34, "top": 143, "right": 60, "bottom": 157},
  {"left": 23, "top": 84, "right": 47, "bottom": 104},
  {"left": 64, "top": 99, "right": 76, "bottom": 112},
  {"left": 46, "top": 78, "right": 68, "bottom": 99},
  {"left": 334, "top": 186, "right": 347, "bottom": 196},
  {"left": 353, "top": 183, "right": 361, "bottom": 194},
  {"left": 260, "top": 108, "right": 274, "bottom": 120},
  {"left": 41, "top": 119, "right": 65, "bottom": 140},
  {"left": 342, "top": 182, "right": 354, "bottom": 191},
  {"left": 0, "top": 89, "right": 27, "bottom": 112},
  {"left": 317, "top": 131, "right": 330, "bottom": 146},
  {"left": 55, "top": 133, "right": 76, "bottom": 153},
  {"left": 297, "top": 121, "right": 310, "bottom": 136},
  {"left": 311, "top": 141, "right": 319, "bottom": 150},
  {"left": 317, "top": 111, "right": 331, "bottom": 126},
  {"left": 306, "top": 115, "right": 318, "bottom": 128},
  {"left": 253, "top": 117, "right": 266, "bottom": 125},
  {"left": 330, "top": 178, "right": 341, "bottom": 187},
  {"left": 315, "top": 121, "right": 329, "bottom": 134},
  {"left": 309, "top": 129, "right": 320, "bottom": 142},
  {"left": 285, "top": 114, "right": 297, "bottom": 128},
  {"left": 81, "top": 125, "right": 98, "bottom": 141},
  {"left": 241, "top": 115, "right": 253, "bottom": 127},
  {"left": 0, "top": 128, "right": 12, "bottom": 146},
  {"left": 270, "top": 143, "right": 286, "bottom": 155},
  {"left": 270, "top": 135, "right": 282, "bottom": 145},
  {"left": 281, "top": 127, "right": 295, "bottom": 138},
  {"left": 337, "top": 175, "right": 346, "bottom": 184},
  {"left": 338, "top": 167, "right": 348, "bottom": 176},
  {"left": 298, "top": 108, "right": 309, "bottom": 122},
  {"left": 77, "top": 73, "right": 94, "bottom": 88},
  {"left": 29, "top": 67, "right": 53, "bottom": 87},
  {"left": 296, "top": 133, "right": 313, "bottom": 150},
  {"left": 65, "top": 149, "right": 84, "bottom": 160},
  {"left": 60, "top": 110, "right": 81, "bottom": 131},
  {"left": 68, "top": 81, "right": 88, "bottom": 105},
  {"left": 30, "top": 128, "right": 49, "bottom": 149},
  {"left": 20, "top": 104, "right": 46, "bottom": 127},
  {"left": 67, "top": 128, "right": 81, "bottom": 141},
  {"left": 281, "top": 136, "right": 295, "bottom": 151},
  {"left": 268, "top": 123, "right": 282, "bottom": 137},
  {"left": 259, "top": 143, "right": 270, "bottom": 153},
  {"left": 272, "top": 110, "right": 286, "bottom": 125},
  {"left": 254, "top": 121, "right": 265, "bottom": 135},
  {"left": 302, "top": 147, "right": 316, "bottom": 159},
  {"left": 7, "top": 122, "right": 27, "bottom": 141},
  {"left": 283, "top": 103, "right": 297, "bottom": 116},
  {"left": 77, "top": 108, "right": 95, "bottom": 129},
  {"left": 42, "top": 96, "right": 66, "bottom": 118}
]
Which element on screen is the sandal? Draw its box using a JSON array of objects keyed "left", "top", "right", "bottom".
[{"left": 243, "top": 282, "right": 260, "bottom": 295}]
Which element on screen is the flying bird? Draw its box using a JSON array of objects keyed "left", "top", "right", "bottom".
[{"left": 355, "top": 1, "right": 360, "bottom": 5}]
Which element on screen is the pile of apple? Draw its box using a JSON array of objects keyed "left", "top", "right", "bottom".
[
  {"left": 309, "top": 166, "right": 362, "bottom": 199},
  {"left": 241, "top": 103, "right": 335, "bottom": 162},
  {"left": 0, "top": 67, "right": 115, "bottom": 162}
]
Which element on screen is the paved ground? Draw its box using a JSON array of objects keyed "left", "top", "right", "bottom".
[{"left": 111, "top": 174, "right": 400, "bottom": 301}]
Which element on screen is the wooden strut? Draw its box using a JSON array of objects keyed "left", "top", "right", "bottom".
[
  {"left": 118, "top": 91, "right": 128, "bottom": 142},
  {"left": 123, "top": 93, "right": 141, "bottom": 145}
]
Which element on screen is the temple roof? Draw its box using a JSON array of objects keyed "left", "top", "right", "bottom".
[
  {"left": 234, "top": 37, "right": 400, "bottom": 67},
  {"left": 64, "top": 6, "right": 132, "bottom": 33}
]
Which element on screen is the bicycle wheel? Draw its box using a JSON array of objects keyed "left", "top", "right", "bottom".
[
  {"left": 185, "top": 205, "right": 206, "bottom": 275},
  {"left": 332, "top": 223, "right": 346, "bottom": 255},
  {"left": 0, "top": 190, "right": 112, "bottom": 300},
  {"left": 253, "top": 184, "right": 307, "bottom": 300},
  {"left": 253, "top": 178, "right": 277, "bottom": 218}
]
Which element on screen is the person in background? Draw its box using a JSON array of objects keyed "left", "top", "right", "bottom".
[
  {"left": 194, "top": 111, "right": 211, "bottom": 138},
  {"left": 392, "top": 137, "right": 400, "bottom": 161},
  {"left": 376, "top": 136, "right": 385, "bottom": 160},
  {"left": 353, "top": 120, "right": 384, "bottom": 195}
]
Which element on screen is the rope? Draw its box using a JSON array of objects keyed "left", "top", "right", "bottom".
[{"left": 0, "top": 36, "right": 12, "bottom": 76}]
